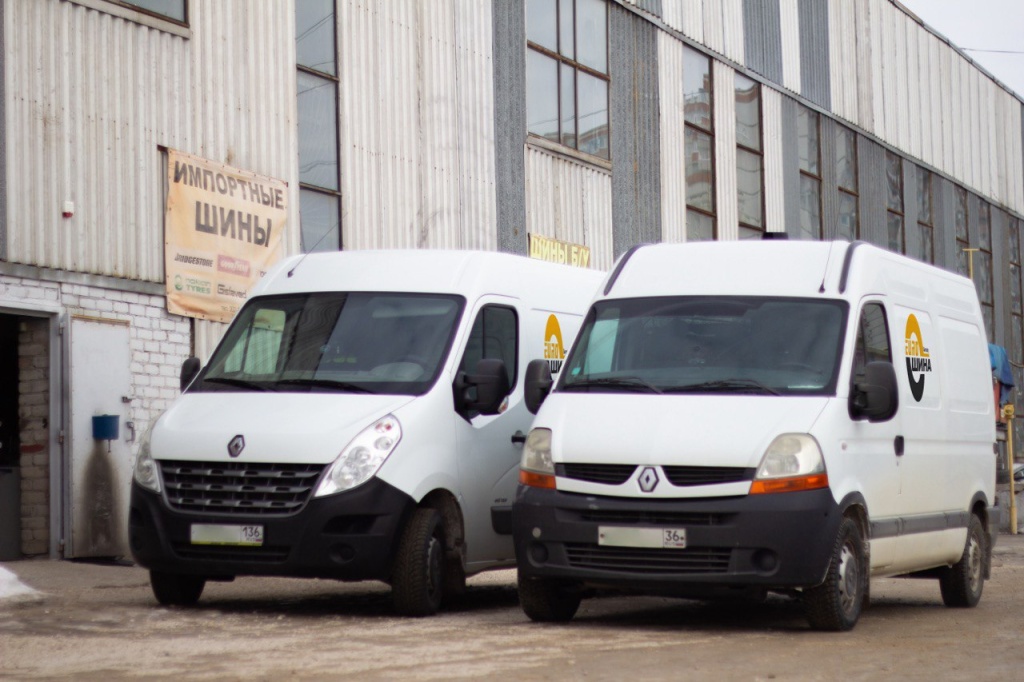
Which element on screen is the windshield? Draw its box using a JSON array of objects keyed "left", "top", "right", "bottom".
[
  {"left": 559, "top": 296, "right": 848, "bottom": 396},
  {"left": 194, "top": 292, "right": 464, "bottom": 395}
]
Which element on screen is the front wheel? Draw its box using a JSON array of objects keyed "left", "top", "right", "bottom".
[
  {"left": 392, "top": 508, "right": 446, "bottom": 617},
  {"left": 804, "top": 517, "right": 866, "bottom": 631},
  {"left": 517, "top": 571, "right": 582, "bottom": 622},
  {"left": 939, "top": 514, "right": 986, "bottom": 608},
  {"left": 149, "top": 570, "right": 205, "bottom": 606}
]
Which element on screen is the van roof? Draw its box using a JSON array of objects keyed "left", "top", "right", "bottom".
[
  {"left": 604, "top": 241, "right": 977, "bottom": 305},
  {"left": 252, "top": 249, "right": 606, "bottom": 311}
]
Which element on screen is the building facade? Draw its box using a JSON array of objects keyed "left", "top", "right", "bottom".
[{"left": 0, "top": 0, "right": 1022, "bottom": 559}]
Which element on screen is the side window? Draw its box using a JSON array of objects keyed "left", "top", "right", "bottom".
[
  {"left": 852, "top": 303, "right": 891, "bottom": 383},
  {"left": 460, "top": 305, "right": 518, "bottom": 390}
]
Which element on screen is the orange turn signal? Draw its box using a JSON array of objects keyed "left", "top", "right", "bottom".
[
  {"left": 749, "top": 473, "right": 829, "bottom": 495},
  {"left": 519, "top": 469, "right": 556, "bottom": 489}
]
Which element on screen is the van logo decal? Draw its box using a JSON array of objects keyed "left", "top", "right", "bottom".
[
  {"left": 544, "top": 314, "right": 567, "bottom": 374},
  {"left": 227, "top": 435, "right": 245, "bottom": 458},
  {"left": 904, "top": 314, "right": 932, "bottom": 402},
  {"left": 638, "top": 467, "right": 660, "bottom": 493}
]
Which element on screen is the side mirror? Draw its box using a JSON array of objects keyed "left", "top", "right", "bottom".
[
  {"left": 456, "top": 358, "right": 510, "bottom": 416},
  {"left": 524, "top": 359, "right": 553, "bottom": 415},
  {"left": 180, "top": 357, "right": 201, "bottom": 392},
  {"left": 850, "top": 361, "right": 898, "bottom": 422}
]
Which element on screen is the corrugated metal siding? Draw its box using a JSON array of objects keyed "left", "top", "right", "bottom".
[
  {"left": 856, "top": 135, "right": 887, "bottom": 248},
  {"left": 669, "top": 0, "right": 703, "bottom": 42},
  {"left": 4, "top": 0, "right": 298, "bottom": 280},
  {"left": 779, "top": 95, "right": 800, "bottom": 232},
  {"left": 828, "top": 0, "right": 857, "bottom": 126},
  {"left": 658, "top": 33, "right": 687, "bottom": 243},
  {"left": 713, "top": 61, "right": 738, "bottom": 240},
  {"left": 610, "top": 6, "right": 661, "bottom": 254},
  {"left": 721, "top": 0, "right": 745, "bottom": 65},
  {"left": 762, "top": 87, "right": 785, "bottom": 232},
  {"left": 859, "top": 0, "right": 882, "bottom": 136},
  {"left": 338, "top": 0, "right": 497, "bottom": 251},
  {"left": 524, "top": 147, "right": 614, "bottom": 269},
  {"left": 819, "top": 117, "right": 839, "bottom": 239},
  {"left": 742, "top": 0, "right": 783, "bottom": 87},
  {"left": 492, "top": 0, "right": 527, "bottom": 255},
  {"left": 779, "top": 0, "right": 801, "bottom": 94},
  {"left": 797, "top": 0, "right": 830, "bottom": 110}
]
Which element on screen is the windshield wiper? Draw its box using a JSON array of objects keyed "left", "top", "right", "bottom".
[
  {"left": 562, "top": 377, "right": 663, "bottom": 394},
  {"left": 663, "top": 378, "right": 781, "bottom": 396},
  {"left": 202, "top": 377, "right": 273, "bottom": 392},
  {"left": 275, "top": 378, "right": 377, "bottom": 394}
]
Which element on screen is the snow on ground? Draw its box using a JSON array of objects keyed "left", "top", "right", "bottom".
[{"left": 0, "top": 564, "right": 40, "bottom": 602}]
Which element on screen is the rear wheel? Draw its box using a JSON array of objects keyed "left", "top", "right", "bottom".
[
  {"left": 392, "top": 508, "right": 446, "bottom": 617},
  {"left": 940, "top": 514, "right": 986, "bottom": 608},
  {"left": 517, "top": 571, "right": 582, "bottom": 622},
  {"left": 804, "top": 517, "right": 866, "bottom": 631},
  {"left": 149, "top": 571, "right": 205, "bottom": 606}
]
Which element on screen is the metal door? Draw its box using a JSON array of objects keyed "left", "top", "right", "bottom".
[{"left": 66, "top": 316, "right": 132, "bottom": 558}]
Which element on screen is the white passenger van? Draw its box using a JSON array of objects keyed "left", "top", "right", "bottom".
[
  {"left": 515, "top": 239, "right": 996, "bottom": 631},
  {"left": 129, "top": 249, "right": 603, "bottom": 615}
]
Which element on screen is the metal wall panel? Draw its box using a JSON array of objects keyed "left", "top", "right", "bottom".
[
  {"left": 658, "top": 33, "right": 687, "bottom": 243},
  {"left": 859, "top": 0, "right": 882, "bottom": 136},
  {"left": 779, "top": 95, "right": 800, "bottom": 232},
  {"left": 856, "top": 134, "right": 887, "bottom": 248},
  {"left": 828, "top": 0, "right": 857, "bottom": 126},
  {"left": 492, "top": 0, "right": 527, "bottom": 255},
  {"left": 762, "top": 87, "right": 785, "bottom": 232},
  {"left": 702, "top": 0, "right": 725, "bottom": 58},
  {"left": 721, "top": 0, "right": 745, "bottom": 65},
  {"left": 743, "top": 0, "right": 783, "bottom": 87},
  {"left": 338, "top": 0, "right": 497, "bottom": 251},
  {"left": 524, "top": 147, "right": 614, "bottom": 269},
  {"left": 610, "top": 6, "right": 661, "bottom": 255},
  {"left": 4, "top": 0, "right": 298, "bottom": 280},
  {"left": 905, "top": 16, "right": 921, "bottom": 161},
  {"left": 713, "top": 61, "right": 738, "bottom": 240},
  {"left": 797, "top": 0, "right": 830, "bottom": 110},
  {"left": 879, "top": 1, "right": 898, "bottom": 147},
  {"left": 820, "top": 117, "right": 840, "bottom": 239},
  {"left": 933, "top": 175, "right": 953, "bottom": 271},
  {"left": 779, "top": 0, "right": 801, "bottom": 94},
  {"left": 668, "top": 0, "right": 701, "bottom": 42}
]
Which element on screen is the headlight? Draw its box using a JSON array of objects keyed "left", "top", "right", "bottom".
[
  {"left": 133, "top": 422, "right": 162, "bottom": 493},
  {"left": 519, "top": 428, "right": 555, "bottom": 489},
  {"left": 314, "top": 415, "right": 402, "bottom": 497},
  {"left": 751, "top": 434, "right": 828, "bottom": 494}
]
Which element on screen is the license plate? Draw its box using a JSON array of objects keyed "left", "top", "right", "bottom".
[
  {"left": 190, "top": 524, "right": 264, "bottom": 547},
  {"left": 598, "top": 526, "right": 687, "bottom": 549}
]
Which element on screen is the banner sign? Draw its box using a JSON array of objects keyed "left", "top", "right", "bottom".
[
  {"left": 164, "top": 149, "right": 286, "bottom": 323},
  {"left": 529, "top": 233, "right": 591, "bottom": 268}
]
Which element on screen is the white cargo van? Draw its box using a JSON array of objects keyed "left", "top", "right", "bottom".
[
  {"left": 515, "top": 239, "right": 996, "bottom": 631},
  {"left": 129, "top": 249, "right": 602, "bottom": 615}
]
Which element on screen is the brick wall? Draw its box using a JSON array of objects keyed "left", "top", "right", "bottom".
[{"left": 18, "top": 318, "right": 49, "bottom": 556}]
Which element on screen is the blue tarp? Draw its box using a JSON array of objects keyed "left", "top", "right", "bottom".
[{"left": 989, "top": 343, "right": 1015, "bottom": 406}]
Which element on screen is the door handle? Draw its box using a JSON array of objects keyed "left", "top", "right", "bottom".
[
  {"left": 894, "top": 435, "right": 905, "bottom": 457},
  {"left": 511, "top": 430, "right": 527, "bottom": 445}
]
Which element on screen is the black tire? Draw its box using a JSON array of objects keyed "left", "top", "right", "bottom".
[
  {"left": 804, "top": 517, "right": 867, "bottom": 631},
  {"left": 939, "top": 514, "right": 986, "bottom": 608},
  {"left": 392, "top": 508, "right": 446, "bottom": 617},
  {"left": 150, "top": 570, "right": 205, "bottom": 607},
  {"left": 517, "top": 571, "right": 582, "bottom": 622}
]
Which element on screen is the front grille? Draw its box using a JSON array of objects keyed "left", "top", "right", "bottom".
[
  {"left": 662, "top": 466, "right": 755, "bottom": 487},
  {"left": 160, "top": 460, "right": 325, "bottom": 516},
  {"left": 565, "top": 543, "right": 731, "bottom": 574},
  {"left": 579, "top": 509, "right": 728, "bottom": 526},
  {"left": 558, "top": 463, "right": 637, "bottom": 485},
  {"left": 172, "top": 543, "right": 290, "bottom": 563}
]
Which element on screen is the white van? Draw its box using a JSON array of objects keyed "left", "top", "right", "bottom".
[
  {"left": 514, "top": 239, "right": 996, "bottom": 631},
  {"left": 129, "top": 249, "right": 602, "bottom": 615}
]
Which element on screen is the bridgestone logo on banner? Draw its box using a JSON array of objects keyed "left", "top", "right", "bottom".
[{"left": 164, "top": 149, "right": 286, "bottom": 323}]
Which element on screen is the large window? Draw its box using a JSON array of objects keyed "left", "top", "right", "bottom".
[
  {"left": 885, "top": 151, "right": 904, "bottom": 253},
  {"left": 915, "top": 169, "right": 933, "bottom": 263},
  {"left": 526, "top": 0, "right": 609, "bottom": 160},
  {"left": 836, "top": 126, "right": 859, "bottom": 241},
  {"left": 684, "top": 47, "right": 715, "bottom": 241},
  {"left": 297, "top": 0, "right": 341, "bottom": 252},
  {"left": 735, "top": 74, "right": 764, "bottom": 238},
  {"left": 795, "top": 105, "right": 821, "bottom": 240},
  {"left": 977, "top": 201, "right": 994, "bottom": 341},
  {"left": 955, "top": 186, "right": 970, "bottom": 277}
]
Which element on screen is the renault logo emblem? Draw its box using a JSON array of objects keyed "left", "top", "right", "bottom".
[
  {"left": 228, "top": 435, "right": 245, "bottom": 458},
  {"left": 638, "top": 467, "right": 659, "bottom": 493}
]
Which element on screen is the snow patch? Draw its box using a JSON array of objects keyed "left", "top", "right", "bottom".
[{"left": 0, "top": 565, "right": 40, "bottom": 602}]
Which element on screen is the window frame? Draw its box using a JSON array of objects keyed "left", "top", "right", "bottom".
[
  {"left": 683, "top": 46, "right": 716, "bottom": 242},
  {"left": 67, "top": 0, "right": 189, "bottom": 35},
  {"left": 915, "top": 168, "right": 934, "bottom": 264},
  {"left": 885, "top": 151, "right": 905, "bottom": 254},
  {"left": 796, "top": 105, "right": 822, "bottom": 240},
  {"left": 526, "top": 0, "right": 611, "bottom": 162},
  {"left": 955, "top": 185, "right": 970, "bottom": 278},
  {"left": 835, "top": 125, "right": 859, "bottom": 241},
  {"left": 977, "top": 201, "right": 994, "bottom": 342},
  {"left": 734, "top": 74, "right": 765, "bottom": 238}
]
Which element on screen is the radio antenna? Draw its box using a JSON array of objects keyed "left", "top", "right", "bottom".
[
  {"left": 288, "top": 226, "right": 337, "bottom": 277},
  {"left": 818, "top": 240, "right": 837, "bottom": 294}
]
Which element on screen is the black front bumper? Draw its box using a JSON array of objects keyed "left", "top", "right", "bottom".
[
  {"left": 513, "top": 485, "right": 841, "bottom": 595},
  {"left": 129, "top": 478, "right": 415, "bottom": 581}
]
